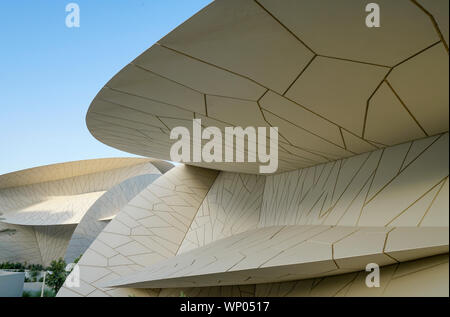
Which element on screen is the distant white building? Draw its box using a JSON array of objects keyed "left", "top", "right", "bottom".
[{"left": 0, "top": 271, "right": 25, "bottom": 297}]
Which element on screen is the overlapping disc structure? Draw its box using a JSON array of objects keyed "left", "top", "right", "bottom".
[
  {"left": 3, "top": 0, "right": 448, "bottom": 297},
  {"left": 0, "top": 158, "right": 173, "bottom": 266}
]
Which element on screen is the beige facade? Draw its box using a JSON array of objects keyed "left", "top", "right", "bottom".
[
  {"left": 2, "top": 0, "right": 446, "bottom": 297},
  {"left": 58, "top": 135, "right": 449, "bottom": 296},
  {"left": 56, "top": 0, "right": 449, "bottom": 297},
  {"left": 0, "top": 158, "right": 172, "bottom": 266},
  {"left": 86, "top": 0, "right": 448, "bottom": 174}
]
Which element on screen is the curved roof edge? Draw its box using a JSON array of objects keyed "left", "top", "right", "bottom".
[{"left": 0, "top": 157, "right": 172, "bottom": 189}]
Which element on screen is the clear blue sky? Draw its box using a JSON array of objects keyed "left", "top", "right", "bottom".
[{"left": 0, "top": 0, "right": 210, "bottom": 175}]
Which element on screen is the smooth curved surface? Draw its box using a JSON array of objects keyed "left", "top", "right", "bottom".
[
  {"left": 158, "top": 253, "right": 449, "bottom": 297},
  {"left": 86, "top": 0, "right": 449, "bottom": 174},
  {"left": 57, "top": 165, "right": 218, "bottom": 297},
  {"left": 64, "top": 174, "right": 162, "bottom": 263},
  {"left": 58, "top": 134, "right": 448, "bottom": 296},
  {"left": 105, "top": 225, "right": 448, "bottom": 288},
  {"left": 0, "top": 158, "right": 172, "bottom": 266},
  {"left": 0, "top": 158, "right": 152, "bottom": 189},
  {"left": 55, "top": 0, "right": 449, "bottom": 297},
  {"left": 0, "top": 192, "right": 106, "bottom": 226}
]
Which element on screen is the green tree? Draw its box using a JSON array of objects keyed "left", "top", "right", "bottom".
[
  {"left": 73, "top": 254, "right": 82, "bottom": 264},
  {"left": 30, "top": 269, "right": 39, "bottom": 282},
  {"left": 45, "top": 258, "right": 68, "bottom": 293}
]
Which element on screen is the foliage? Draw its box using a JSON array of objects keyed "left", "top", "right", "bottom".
[
  {"left": 22, "top": 290, "right": 32, "bottom": 297},
  {"left": 22, "top": 289, "right": 56, "bottom": 297},
  {"left": 28, "top": 263, "right": 45, "bottom": 271},
  {"left": 0, "top": 261, "right": 45, "bottom": 271},
  {"left": 0, "top": 261, "right": 26, "bottom": 271},
  {"left": 73, "top": 254, "right": 82, "bottom": 264},
  {"left": 45, "top": 258, "right": 68, "bottom": 293},
  {"left": 30, "top": 269, "right": 40, "bottom": 282},
  {"left": 1, "top": 257, "right": 80, "bottom": 294},
  {"left": 44, "top": 289, "right": 56, "bottom": 297}
]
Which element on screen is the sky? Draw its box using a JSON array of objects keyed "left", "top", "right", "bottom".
[{"left": 0, "top": 0, "right": 210, "bottom": 175}]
